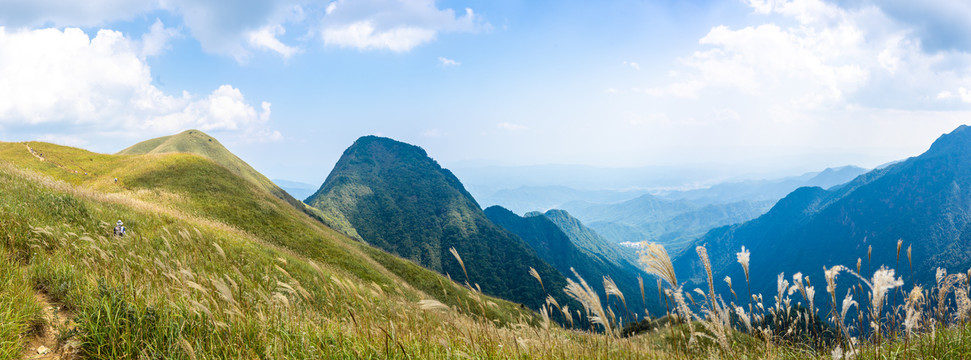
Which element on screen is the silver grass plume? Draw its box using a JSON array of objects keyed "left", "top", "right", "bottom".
[
  {"left": 448, "top": 247, "right": 469, "bottom": 285},
  {"left": 736, "top": 246, "right": 751, "bottom": 282},
  {"left": 529, "top": 266, "right": 545, "bottom": 294},
  {"left": 563, "top": 268, "right": 612, "bottom": 334},
  {"left": 697, "top": 245, "right": 716, "bottom": 313},
  {"left": 907, "top": 245, "right": 913, "bottom": 274},
  {"left": 638, "top": 275, "right": 646, "bottom": 308},
  {"left": 725, "top": 276, "right": 737, "bottom": 301},
  {"left": 776, "top": 273, "right": 790, "bottom": 312},
  {"left": 639, "top": 242, "right": 678, "bottom": 288},
  {"left": 896, "top": 239, "right": 903, "bottom": 262},
  {"left": 848, "top": 266, "right": 903, "bottom": 331},
  {"left": 903, "top": 286, "right": 924, "bottom": 337}
]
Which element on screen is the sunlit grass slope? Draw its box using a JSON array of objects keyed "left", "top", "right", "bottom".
[
  {"left": 115, "top": 129, "right": 359, "bottom": 239},
  {"left": 2, "top": 140, "right": 615, "bottom": 358}
]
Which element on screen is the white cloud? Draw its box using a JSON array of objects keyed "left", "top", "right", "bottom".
[
  {"left": 623, "top": 61, "right": 640, "bottom": 70},
  {"left": 0, "top": 0, "right": 487, "bottom": 60},
  {"left": 320, "top": 0, "right": 489, "bottom": 52},
  {"left": 939, "top": 87, "right": 971, "bottom": 103},
  {"left": 821, "top": 0, "right": 971, "bottom": 53},
  {"left": 647, "top": 0, "right": 971, "bottom": 112},
  {"left": 164, "top": 0, "right": 304, "bottom": 61},
  {"left": 0, "top": 0, "right": 158, "bottom": 28},
  {"left": 140, "top": 18, "right": 180, "bottom": 58},
  {"left": 0, "top": 0, "right": 303, "bottom": 61},
  {"left": 438, "top": 56, "right": 459, "bottom": 66},
  {"left": 0, "top": 27, "right": 278, "bottom": 143},
  {"left": 497, "top": 122, "right": 527, "bottom": 131},
  {"left": 611, "top": 0, "right": 971, "bottom": 171},
  {"left": 247, "top": 24, "right": 300, "bottom": 58}
]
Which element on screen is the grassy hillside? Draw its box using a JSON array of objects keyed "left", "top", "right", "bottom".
[
  {"left": 116, "top": 129, "right": 359, "bottom": 238},
  {"left": 0, "top": 140, "right": 581, "bottom": 358}
]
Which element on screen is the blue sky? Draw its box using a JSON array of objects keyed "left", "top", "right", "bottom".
[{"left": 1, "top": 0, "right": 971, "bottom": 184}]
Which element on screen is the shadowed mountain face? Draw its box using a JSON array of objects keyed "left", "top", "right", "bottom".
[
  {"left": 674, "top": 125, "right": 971, "bottom": 312},
  {"left": 306, "top": 136, "right": 568, "bottom": 309},
  {"left": 485, "top": 207, "right": 660, "bottom": 316}
]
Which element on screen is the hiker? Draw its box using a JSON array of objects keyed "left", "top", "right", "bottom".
[
  {"left": 113, "top": 220, "right": 126, "bottom": 237},
  {"left": 114, "top": 177, "right": 118, "bottom": 183}
]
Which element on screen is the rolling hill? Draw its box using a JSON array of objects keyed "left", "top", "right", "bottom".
[
  {"left": 0, "top": 135, "right": 566, "bottom": 358},
  {"left": 673, "top": 125, "right": 971, "bottom": 312},
  {"left": 117, "top": 129, "right": 359, "bottom": 238},
  {"left": 305, "top": 136, "right": 570, "bottom": 309}
]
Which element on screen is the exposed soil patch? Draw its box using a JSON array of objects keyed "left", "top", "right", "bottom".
[{"left": 20, "top": 292, "right": 78, "bottom": 360}]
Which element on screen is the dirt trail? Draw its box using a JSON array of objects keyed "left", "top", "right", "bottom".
[
  {"left": 25, "top": 144, "right": 45, "bottom": 162},
  {"left": 23, "top": 143, "right": 86, "bottom": 176},
  {"left": 20, "top": 293, "right": 78, "bottom": 360}
]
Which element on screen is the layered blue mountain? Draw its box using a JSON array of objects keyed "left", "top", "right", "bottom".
[
  {"left": 673, "top": 125, "right": 971, "bottom": 309},
  {"left": 485, "top": 207, "right": 658, "bottom": 317},
  {"left": 305, "top": 136, "right": 568, "bottom": 309},
  {"left": 475, "top": 185, "right": 651, "bottom": 215},
  {"left": 562, "top": 194, "right": 774, "bottom": 255},
  {"left": 659, "top": 166, "right": 867, "bottom": 205}
]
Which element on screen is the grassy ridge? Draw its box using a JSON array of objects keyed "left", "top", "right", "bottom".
[
  {"left": 116, "top": 129, "right": 358, "bottom": 237},
  {"left": 2, "top": 140, "right": 751, "bottom": 359}
]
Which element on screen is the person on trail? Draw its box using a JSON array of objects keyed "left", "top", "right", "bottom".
[{"left": 114, "top": 220, "right": 126, "bottom": 237}]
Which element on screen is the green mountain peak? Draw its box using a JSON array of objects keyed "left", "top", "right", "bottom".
[{"left": 306, "top": 136, "right": 568, "bottom": 309}]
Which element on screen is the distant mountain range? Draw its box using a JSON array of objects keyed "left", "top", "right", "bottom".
[
  {"left": 673, "top": 125, "right": 971, "bottom": 312},
  {"left": 657, "top": 165, "right": 868, "bottom": 205},
  {"left": 305, "top": 136, "right": 572, "bottom": 310},
  {"left": 272, "top": 179, "right": 318, "bottom": 201},
  {"left": 475, "top": 185, "right": 651, "bottom": 215},
  {"left": 485, "top": 207, "right": 655, "bottom": 317},
  {"left": 561, "top": 195, "right": 775, "bottom": 255},
  {"left": 466, "top": 165, "right": 866, "bottom": 254}
]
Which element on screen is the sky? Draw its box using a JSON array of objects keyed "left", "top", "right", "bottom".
[{"left": 1, "top": 0, "right": 971, "bottom": 185}]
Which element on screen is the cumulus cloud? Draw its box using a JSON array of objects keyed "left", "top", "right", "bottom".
[
  {"left": 247, "top": 24, "right": 300, "bottom": 59},
  {"left": 0, "top": 0, "right": 488, "bottom": 59},
  {"left": 823, "top": 0, "right": 971, "bottom": 53},
  {"left": 937, "top": 88, "right": 971, "bottom": 103},
  {"left": 140, "top": 19, "right": 180, "bottom": 58},
  {"left": 164, "top": 0, "right": 303, "bottom": 60},
  {"left": 320, "top": 0, "right": 489, "bottom": 52},
  {"left": 648, "top": 0, "right": 971, "bottom": 112},
  {"left": 0, "top": 27, "right": 278, "bottom": 144},
  {"left": 623, "top": 61, "right": 640, "bottom": 70},
  {"left": 0, "top": 0, "right": 158, "bottom": 28},
  {"left": 438, "top": 56, "right": 459, "bottom": 66},
  {"left": 0, "top": 0, "right": 303, "bottom": 61}
]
